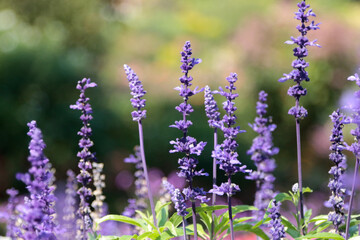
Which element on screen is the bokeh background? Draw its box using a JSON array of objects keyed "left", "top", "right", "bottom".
[{"left": 1, "top": 0, "right": 360, "bottom": 223}]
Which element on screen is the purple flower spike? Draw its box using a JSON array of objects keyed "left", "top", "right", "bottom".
[
  {"left": 212, "top": 73, "right": 247, "bottom": 183},
  {"left": 247, "top": 91, "right": 278, "bottom": 220},
  {"left": 204, "top": 85, "right": 221, "bottom": 129},
  {"left": 170, "top": 41, "right": 208, "bottom": 240},
  {"left": 124, "top": 65, "right": 147, "bottom": 122},
  {"left": 279, "top": 0, "right": 320, "bottom": 119},
  {"left": 278, "top": 1, "right": 320, "bottom": 231},
  {"left": 326, "top": 110, "right": 347, "bottom": 234},
  {"left": 268, "top": 200, "right": 286, "bottom": 240},
  {"left": 62, "top": 170, "right": 78, "bottom": 239},
  {"left": 16, "top": 121, "right": 57, "bottom": 240},
  {"left": 211, "top": 73, "right": 247, "bottom": 240},
  {"left": 164, "top": 181, "right": 189, "bottom": 217},
  {"left": 123, "top": 65, "right": 157, "bottom": 227},
  {"left": 70, "top": 78, "right": 97, "bottom": 239},
  {"left": 122, "top": 146, "right": 148, "bottom": 218},
  {"left": 345, "top": 69, "right": 360, "bottom": 239},
  {"left": 6, "top": 188, "right": 20, "bottom": 239}
]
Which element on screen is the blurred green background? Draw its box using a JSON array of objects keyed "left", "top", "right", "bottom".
[{"left": 0, "top": 0, "right": 360, "bottom": 215}]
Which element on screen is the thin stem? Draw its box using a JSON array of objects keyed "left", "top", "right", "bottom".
[
  {"left": 138, "top": 120, "right": 157, "bottom": 228},
  {"left": 211, "top": 128, "right": 218, "bottom": 240},
  {"left": 182, "top": 217, "right": 187, "bottom": 240},
  {"left": 345, "top": 157, "right": 359, "bottom": 240},
  {"left": 295, "top": 98, "right": 305, "bottom": 235},
  {"left": 228, "top": 177, "right": 235, "bottom": 240},
  {"left": 191, "top": 201, "right": 198, "bottom": 240}
]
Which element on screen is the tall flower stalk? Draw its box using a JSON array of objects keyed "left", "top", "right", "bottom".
[
  {"left": 124, "top": 65, "right": 157, "bottom": 228},
  {"left": 247, "top": 91, "right": 278, "bottom": 220},
  {"left": 345, "top": 70, "right": 360, "bottom": 239},
  {"left": 204, "top": 85, "right": 221, "bottom": 240},
  {"left": 16, "top": 121, "right": 57, "bottom": 240},
  {"left": 70, "top": 78, "right": 97, "bottom": 239},
  {"left": 170, "top": 41, "right": 208, "bottom": 240},
  {"left": 278, "top": 0, "right": 320, "bottom": 231},
  {"left": 326, "top": 110, "right": 347, "bottom": 235},
  {"left": 210, "top": 73, "right": 247, "bottom": 240}
]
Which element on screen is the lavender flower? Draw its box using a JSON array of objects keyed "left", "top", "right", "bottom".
[
  {"left": 204, "top": 85, "right": 221, "bottom": 129},
  {"left": 247, "top": 91, "right": 278, "bottom": 220},
  {"left": 211, "top": 73, "right": 247, "bottom": 194},
  {"left": 204, "top": 85, "right": 221, "bottom": 212},
  {"left": 91, "top": 162, "right": 106, "bottom": 222},
  {"left": 345, "top": 70, "right": 360, "bottom": 239},
  {"left": 278, "top": 1, "right": 320, "bottom": 230},
  {"left": 70, "top": 78, "right": 97, "bottom": 239},
  {"left": 164, "top": 181, "right": 188, "bottom": 240},
  {"left": 6, "top": 188, "right": 20, "bottom": 239},
  {"left": 124, "top": 65, "right": 157, "bottom": 227},
  {"left": 268, "top": 200, "right": 286, "bottom": 240},
  {"left": 326, "top": 110, "right": 347, "bottom": 234},
  {"left": 210, "top": 73, "right": 247, "bottom": 240},
  {"left": 170, "top": 41, "right": 208, "bottom": 240},
  {"left": 16, "top": 121, "right": 57, "bottom": 240},
  {"left": 62, "top": 170, "right": 78, "bottom": 239},
  {"left": 279, "top": 0, "right": 320, "bottom": 119},
  {"left": 122, "top": 146, "right": 148, "bottom": 218},
  {"left": 164, "top": 181, "right": 188, "bottom": 217},
  {"left": 124, "top": 64, "right": 147, "bottom": 122}
]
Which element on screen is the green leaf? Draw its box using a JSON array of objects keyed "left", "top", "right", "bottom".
[
  {"left": 156, "top": 203, "right": 169, "bottom": 227},
  {"left": 274, "top": 192, "right": 292, "bottom": 203},
  {"left": 199, "top": 211, "right": 212, "bottom": 233},
  {"left": 281, "top": 216, "right": 300, "bottom": 238},
  {"left": 164, "top": 221, "right": 178, "bottom": 236},
  {"left": 195, "top": 205, "right": 228, "bottom": 213},
  {"left": 232, "top": 223, "right": 270, "bottom": 240},
  {"left": 296, "top": 232, "right": 344, "bottom": 240},
  {"left": 155, "top": 201, "right": 171, "bottom": 213},
  {"left": 98, "top": 236, "right": 137, "bottom": 240},
  {"left": 214, "top": 215, "right": 229, "bottom": 235},
  {"left": 308, "top": 214, "right": 328, "bottom": 223},
  {"left": 302, "top": 187, "right": 313, "bottom": 194},
  {"left": 136, "top": 210, "right": 157, "bottom": 230},
  {"left": 96, "top": 214, "right": 143, "bottom": 229},
  {"left": 232, "top": 205, "right": 257, "bottom": 215}
]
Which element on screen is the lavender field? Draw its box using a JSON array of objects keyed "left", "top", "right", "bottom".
[{"left": 1, "top": 0, "right": 360, "bottom": 239}]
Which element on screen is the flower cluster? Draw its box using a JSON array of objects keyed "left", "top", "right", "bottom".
[
  {"left": 279, "top": 0, "right": 320, "bottom": 119},
  {"left": 170, "top": 41, "right": 208, "bottom": 203},
  {"left": 211, "top": 73, "right": 247, "bottom": 196},
  {"left": 247, "top": 91, "right": 278, "bottom": 219},
  {"left": 122, "top": 146, "right": 148, "bottom": 217},
  {"left": 124, "top": 64, "right": 147, "bottom": 122},
  {"left": 91, "top": 162, "right": 106, "bottom": 221},
  {"left": 163, "top": 181, "right": 188, "bottom": 217},
  {"left": 70, "top": 78, "right": 97, "bottom": 239},
  {"left": 268, "top": 200, "right": 286, "bottom": 240},
  {"left": 326, "top": 110, "right": 347, "bottom": 232},
  {"left": 6, "top": 188, "right": 20, "bottom": 239},
  {"left": 62, "top": 170, "right": 78, "bottom": 239},
  {"left": 204, "top": 85, "right": 221, "bottom": 129},
  {"left": 16, "top": 121, "right": 57, "bottom": 240}
]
